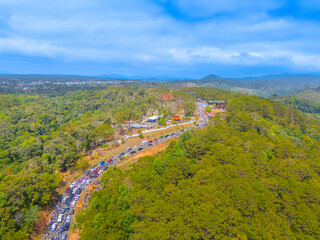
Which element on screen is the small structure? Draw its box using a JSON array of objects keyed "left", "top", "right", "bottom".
[
  {"left": 146, "top": 115, "right": 162, "bottom": 123},
  {"left": 172, "top": 114, "right": 181, "bottom": 122},
  {"left": 208, "top": 100, "right": 226, "bottom": 108}
]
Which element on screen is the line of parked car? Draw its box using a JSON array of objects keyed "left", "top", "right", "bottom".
[{"left": 46, "top": 161, "right": 112, "bottom": 240}]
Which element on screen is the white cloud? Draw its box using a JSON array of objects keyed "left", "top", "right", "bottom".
[{"left": 0, "top": 0, "right": 319, "bottom": 76}]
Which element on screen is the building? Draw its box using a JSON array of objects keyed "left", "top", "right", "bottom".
[
  {"left": 172, "top": 114, "right": 181, "bottom": 122},
  {"left": 146, "top": 115, "right": 163, "bottom": 123}
]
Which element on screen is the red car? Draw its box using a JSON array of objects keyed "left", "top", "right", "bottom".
[
  {"left": 107, "top": 158, "right": 113, "bottom": 163},
  {"left": 154, "top": 138, "right": 158, "bottom": 142},
  {"left": 65, "top": 187, "right": 70, "bottom": 193},
  {"left": 148, "top": 140, "right": 153, "bottom": 144}
]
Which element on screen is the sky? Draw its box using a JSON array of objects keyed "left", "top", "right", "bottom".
[{"left": 0, "top": 0, "right": 320, "bottom": 78}]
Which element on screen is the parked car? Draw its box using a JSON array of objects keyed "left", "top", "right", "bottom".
[
  {"left": 180, "top": 129, "right": 184, "bottom": 132},
  {"left": 154, "top": 138, "right": 158, "bottom": 142},
  {"left": 64, "top": 222, "right": 70, "bottom": 231},
  {"left": 148, "top": 143, "right": 153, "bottom": 147},
  {"left": 159, "top": 136, "right": 164, "bottom": 139},
  {"left": 141, "top": 140, "right": 148, "bottom": 145},
  {"left": 71, "top": 201, "right": 76, "bottom": 208},
  {"left": 126, "top": 147, "right": 132, "bottom": 152},
  {"left": 51, "top": 223, "right": 57, "bottom": 231},
  {"left": 130, "top": 151, "right": 136, "bottom": 155},
  {"left": 61, "top": 233, "right": 68, "bottom": 240},
  {"left": 62, "top": 196, "right": 68, "bottom": 203},
  {"left": 65, "top": 187, "right": 70, "bottom": 193},
  {"left": 119, "top": 152, "right": 125, "bottom": 157},
  {"left": 57, "top": 214, "right": 63, "bottom": 223},
  {"left": 164, "top": 135, "right": 169, "bottom": 138},
  {"left": 66, "top": 215, "right": 71, "bottom": 223},
  {"left": 148, "top": 140, "right": 153, "bottom": 144},
  {"left": 59, "top": 226, "right": 65, "bottom": 233},
  {"left": 60, "top": 206, "right": 69, "bottom": 214},
  {"left": 69, "top": 208, "right": 74, "bottom": 215}
]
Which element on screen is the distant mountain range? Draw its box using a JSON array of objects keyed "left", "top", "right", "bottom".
[
  {"left": 169, "top": 74, "right": 320, "bottom": 96},
  {"left": 2, "top": 72, "right": 320, "bottom": 96}
]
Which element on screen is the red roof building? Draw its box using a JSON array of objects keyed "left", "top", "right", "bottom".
[{"left": 159, "top": 93, "right": 174, "bottom": 101}]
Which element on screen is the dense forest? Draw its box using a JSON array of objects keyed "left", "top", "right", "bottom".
[
  {"left": 77, "top": 92, "right": 320, "bottom": 239},
  {"left": 0, "top": 87, "right": 195, "bottom": 239}
]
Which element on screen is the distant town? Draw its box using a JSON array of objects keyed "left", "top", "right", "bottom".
[{"left": 0, "top": 75, "right": 146, "bottom": 93}]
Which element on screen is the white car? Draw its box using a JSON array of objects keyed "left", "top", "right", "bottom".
[
  {"left": 72, "top": 188, "right": 77, "bottom": 194},
  {"left": 141, "top": 140, "right": 147, "bottom": 145},
  {"left": 61, "top": 196, "right": 68, "bottom": 203},
  {"left": 57, "top": 214, "right": 63, "bottom": 223},
  {"left": 74, "top": 194, "right": 80, "bottom": 201},
  {"left": 51, "top": 223, "right": 57, "bottom": 231},
  {"left": 71, "top": 201, "right": 76, "bottom": 208},
  {"left": 66, "top": 216, "right": 71, "bottom": 223},
  {"left": 86, "top": 179, "right": 91, "bottom": 185}
]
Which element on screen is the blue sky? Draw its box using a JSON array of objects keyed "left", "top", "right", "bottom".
[{"left": 0, "top": 0, "right": 320, "bottom": 78}]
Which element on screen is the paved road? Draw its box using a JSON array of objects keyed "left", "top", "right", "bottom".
[{"left": 44, "top": 101, "right": 209, "bottom": 240}]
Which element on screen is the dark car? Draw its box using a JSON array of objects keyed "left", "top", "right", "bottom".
[
  {"left": 159, "top": 136, "right": 164, "bottom": 139},
  {"left": 138, "top": 147, "right": 143, "bottom": 151},
  {"left": 164, "top": 135, "right": 169, "bottom": 138},
  {"left": 119, "top": 152, "right": 125, "bottom": 157},
  {"left": 64, "top": 222, "right": 70, "bottom": 231},
  {"left": 170, "top": 132, "right": 174, "bottom": 136},
  {"left": 180, "top": 129, "right": 184, "bottom": 132},
  {"left": 130, "top": 151, "right": 136, "bottom": 155},
  {"left": 69, "top": 194, "right": 74, "bottom": 200},
  {"left": 76, "top": 188, "right": 82, "bottom": 194},
  {"left": 148, "top": 143, "right": 153, "bottom": 147},
  {"left": 60, "top": 206, "right": 69, "bottom": 214},
  {"left": 69, "top": 207, "right": 74, "bottom": 215},
  {"left": 126, "top": 147, "right": 132, "bottom": 152}
]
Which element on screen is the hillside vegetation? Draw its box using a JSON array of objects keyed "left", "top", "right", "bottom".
[
  {"left": 0, "top": 87, "right": 194, "bottom": 239},
  {"left": 77, "top": 93, "right": 320, "bottom": 239},
  {"left": 270, "top": 87, "right": 320, "bottom": 119}
]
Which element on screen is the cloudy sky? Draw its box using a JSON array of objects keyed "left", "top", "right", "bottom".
[{"left": 0, "top": 0, "right": 320, "bottom": 78}]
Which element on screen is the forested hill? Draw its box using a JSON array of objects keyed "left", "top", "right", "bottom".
[
  {"left": 169, "top": 74, "right": 320, "bottom": 97},
  {"left": 77, "top": 93, "right": 320, "bottom": 239},
  {"left": 270, "top": 87, "right": 320, "bottom": 118},
  {"left": 292, "top": 87, "right": 320, "bottom": 101}
]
